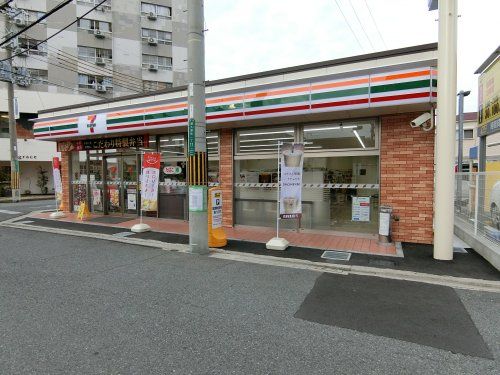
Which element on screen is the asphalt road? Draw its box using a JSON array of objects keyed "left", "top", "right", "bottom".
[
  {"left": 0, "top": 199, "right": 55, "bottom": 222},
  {"left": 0, "top": 226, "right": 499, "bottom": 374}
]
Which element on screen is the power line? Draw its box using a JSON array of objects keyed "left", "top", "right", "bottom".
[
  {"left": 348, "top": 0, "right": 375, "bottom": 51},
  {"left": 362, "top": 0, "right": 387, "bottom": 49},
  {"left": 1, "top": 0, "right": 108, "bottom": 61},
  {"left": 0, "top": 0, "right": 14, "bottom": 10},
  {"left": 334, "top": 0, "right": 365, "bottom": 53},
  {"left": 0, "top": 0, "right": 73, "bottom": 47}
]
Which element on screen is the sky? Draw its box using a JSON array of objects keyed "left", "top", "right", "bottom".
[{"left": 204, "top": 0, "right": 499, "bottom": 113}]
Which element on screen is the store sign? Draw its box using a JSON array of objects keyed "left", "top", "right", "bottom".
[
  {"left": 352, "top": 197, "right": 370, "bottom": 222},
  {"left": 478, "top": 57, "right": 500, "bottom": 134},
  {"left": 163, "top": 166, "right": 182, "bottom": 175},
  {"left": 280, "top": 143, "right": 304, "bottom": 219},
  {"left": 188, "top": 118, "right": 196, "bottom": 156},
  {"left": 52, "top": 157, "right": 63, "bottom": 204},
  {"left": 140, "top": 153, "right": 161, "bottom": 211},
  {"left": 211, "top": 189, "right": 223, "bottom": 229},
  {"left": 57, "top": 135, "right": 149, "bottom": 152},
  {"left": 78, "top": 113, "right": 107, "bottom": 135}
]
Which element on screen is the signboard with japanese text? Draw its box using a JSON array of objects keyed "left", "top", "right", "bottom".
[
  {"left": 140, "top": 153, "right": 161, "bottom": 211},
  {"left": 189, "top": 186, "right": 207, "bottom": 212},
  {"left": 211, "top": 189, "right": 223, "bottom": 229},
  {"left": 78, "top": 113, "right": 107, "bottom": 135},
  {"left": 52, "top": 157, "right": 63, "bottom": 205},
  {"left": 163, "top": 166, "right": 182, "bottom": 175},
  {"left": 57, "top": 135, "right": 149, "bottom": 152},
  {"left": 279, "top": 143, "right": 304, "bottom": 219},
  {"left": 188, "top": 118, "right": 196, "bottom": 156},
  {"left": 478, "top": 56, "right": 500, "bottom": 135}
]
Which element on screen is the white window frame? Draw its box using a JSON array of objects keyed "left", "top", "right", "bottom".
[
  {"left": 142, "top": 54, "right": 173, "bottom": 70},
  {"left": 78, "top": 46, "right": 112, "bottom": 63},
  {"left": 141, "top": 28, "right": 173, "bottom": 44},
  {"left": 78, "top": 73, "right": 113, "bottom": 90},
  {"left": 140, "top": 2, "right": 172, "bottom": 19},
  {"left": 77, "top": 18, "right": 112, "bottom": 33},
  {"left": 77, "top": 0, "right": 111, "bottom": 11},
  {"left": 18, "top": 38, "right": 47, "bottom": 56}
]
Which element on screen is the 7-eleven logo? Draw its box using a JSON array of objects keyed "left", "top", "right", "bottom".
[{"left": 87, "top": 115, "right": 97, "bottom": 133}]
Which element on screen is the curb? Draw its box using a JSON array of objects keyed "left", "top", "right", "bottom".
[{"left": 2, "top": 212, "right": 500, "bottom": 293}]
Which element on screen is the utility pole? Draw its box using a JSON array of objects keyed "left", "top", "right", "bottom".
[
  {"left": 457, "top": 90, "right": 470, "bottom": 172},
  {"left": 187, "top": 0, "right": 208, "bottom": 254},
  {"left": 433, "top": 0, "right": 458, "bottom": 260}
]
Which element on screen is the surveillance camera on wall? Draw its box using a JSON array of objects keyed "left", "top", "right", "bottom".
[{"left": 410, "top": 112, "right": 432, "bottom": 128}]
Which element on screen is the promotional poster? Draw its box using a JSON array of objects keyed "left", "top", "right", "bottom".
[
  {"left": 140, "top": 152, "right": 161, "bottom": 211},
  {"left": 279, "top": 143, "right": 304, "bottom": 219}
]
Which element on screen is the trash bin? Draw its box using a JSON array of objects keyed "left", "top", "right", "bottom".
[{"left": 378, "top": 205, "right": 392, "bottom": 244}]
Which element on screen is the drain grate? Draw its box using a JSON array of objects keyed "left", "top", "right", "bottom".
[{"left": 321, "top": 251, "right": 351, "bottom": 261}]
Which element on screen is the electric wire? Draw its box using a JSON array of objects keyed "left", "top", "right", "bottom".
[
  {"left": 1, "top": 0, "right": 109, "bottom": 61},
  {"left": 0, "top": 0, "right": 73, "bottom": 46},
  {"left": 363, "top": 0, "right": 387, "bottom": 49},
  {"left": 348, "top": 0, "right": 375, "bottom": 51},
  {"left": 334, "top": 0, "right": 365, "bottom": 53}
]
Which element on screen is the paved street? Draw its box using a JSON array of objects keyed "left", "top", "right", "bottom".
[
  {"left": 0, "top": 199, "right": 55, "bottom": 222},
  {"left": 0, "top": 226, "right": 499, "bottom": 374}
]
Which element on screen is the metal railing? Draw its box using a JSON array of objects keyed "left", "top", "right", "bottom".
[{"left": 454, "top": 172, "right": 500, "bottom": 243}]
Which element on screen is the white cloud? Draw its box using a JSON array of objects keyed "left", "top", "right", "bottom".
[{"left": 205, "top": 0, "right": 499, "bottom": 113}]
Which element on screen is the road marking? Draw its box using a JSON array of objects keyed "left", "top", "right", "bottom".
[
  {"left": 16, "top": 220, "right": 34, "bottom": 224},
  {"left": 113, "top": 232, "right": 135, "bottom": 238},
  {"left": 0, "top": 209, "right": 22, "bottom": 214}
]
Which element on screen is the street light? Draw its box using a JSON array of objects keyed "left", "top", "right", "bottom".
[{"left": 457, "top": 90, "right": 471, "bottom": 172}]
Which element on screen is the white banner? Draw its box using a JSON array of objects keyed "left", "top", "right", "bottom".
[
  {"left": 77, "top": 113, "right": 107, "bottom": 135},
  {"left": 280, "top": 143, "right": 304, "bottom": 219},
  {"left": 52, "top": 157, "right": 63, "bottom": 203}
]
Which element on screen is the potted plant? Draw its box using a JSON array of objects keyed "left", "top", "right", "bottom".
[{"left": 37, "top": 166, "right": 49, "bottom": 195}]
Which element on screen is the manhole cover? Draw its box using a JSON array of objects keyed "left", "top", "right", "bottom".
[{"left": 321, "top": 251, "right": 351, "bottom": 261}]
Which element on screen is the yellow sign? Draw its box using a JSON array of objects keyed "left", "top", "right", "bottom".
[
  {"left": 478, "top": 57, "right": 500, "bottom": 128},
  {"left": 77, "top": 202, "right": 90, "bottom": 221},
  {"left": 208, "top": 188, "right": 227, "bottom": 248}
]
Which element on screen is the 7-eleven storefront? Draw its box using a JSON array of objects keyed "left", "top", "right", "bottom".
[{"left": 34, "top": 44, "right": 437, "bottom": 244}]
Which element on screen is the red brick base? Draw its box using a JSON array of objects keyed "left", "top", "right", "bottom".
[
  {"left": 60, "top": 151, "right": 71, "bottom": 213},
  {"left": 219, "top": 129, "right": 234, "bottom": 227},
  {"left": 380, "top": 113, "right": 435, "bottom": 244}
]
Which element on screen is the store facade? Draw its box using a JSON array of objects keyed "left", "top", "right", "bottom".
[{"left": 34, "top": 44, "right": 437, "bottom": 244}]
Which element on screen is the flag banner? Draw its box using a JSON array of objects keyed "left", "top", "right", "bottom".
[
  {"left": 280, "top": 143, "right": 304, "bottom": 219},
  {"left": 52, "top": 157, "right": 63, "bottom": 205},
  {"left": 140, "top": 152, "right": 161, "bottom": 211}
]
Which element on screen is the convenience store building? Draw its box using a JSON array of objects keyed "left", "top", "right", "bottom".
[{"left": 34, "top": 43, "right": 438, "bottom": 244}]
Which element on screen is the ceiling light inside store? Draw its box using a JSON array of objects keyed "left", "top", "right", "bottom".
[
  {"left": 305, "top": 146, "right": 322, "bottom": 149},
  {"left": 161, "top": 150, "right": 184, "bottom": 155},
  {"left": 240, "top": 137, "right": 294, "bottom": 143},
  {"left": 206, "top": 135, "right": 218, "bottom": 139},
  {"left": 240, "top": 148, "right": 279, "bottom": 152},
  {"left": 239, "top": 130, "right": 294, "bottom": 137},
  {"left": 161, "top": 144, "right": 184, "bottom": 147},
  {"left": 304, "top": 125, "right": 356, "bottom": 132},
  {"left": 353, "top": 130, "right": 366, "bottom": 149}
]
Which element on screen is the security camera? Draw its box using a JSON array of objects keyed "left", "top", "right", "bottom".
[{"left": 410, "top": 112, "right": 432, "bottom": 128}]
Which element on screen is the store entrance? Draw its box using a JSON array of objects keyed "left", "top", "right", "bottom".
[{"left": 101, "top": 153, "right": 140, "bottom": 216}]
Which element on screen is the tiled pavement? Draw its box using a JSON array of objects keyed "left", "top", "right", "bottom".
[{"left": 30, "top": 212, "right": 397, "bottom": 256}]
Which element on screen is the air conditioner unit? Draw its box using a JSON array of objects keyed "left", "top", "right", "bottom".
[
  {"left": 14, "top": 18, "right": 27, "bottom": 27},
  {"left": 95, "top": 57, "right": 106, "bottom": 66},
  {"left": 96, "top": 84, "right": 107, "bottom": 93},
  {"left": 147, "top": 12, "right": 157, "bottom": 20},
  {"left": 94, "top": 29, "right": 105, "bottom": 39},
  {"left": 148, "top": 64, "right": 158, "bottom": 71},
  {"left": 15, "top": 47, "right": 28, "bottom": 57},
  {"left": 148, "top": 37, "right": 158, "bottom": 46}
]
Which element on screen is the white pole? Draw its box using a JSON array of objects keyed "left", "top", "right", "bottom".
[
  {"left": 474, "top": 173, "right": 479, "bottom": 236},
  {"left": 276, "top": 141, "right": 280, "bottom": 239},
  {"left": 434, "top": 0, "right": 457, "bottom": 260}
]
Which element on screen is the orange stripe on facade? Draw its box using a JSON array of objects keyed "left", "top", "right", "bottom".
[
  {"left": 35, "top": 117, "right": 77, "bottom": 127},
  {"left": 311, "top": 77, "right": 369, "bottom": 91},
  {"left": 206, "top": 95, "right": 244, "bottom": 105},
  {"left": 370, "top": 70, "right": 431, "bottom": 83},
  {"left": 244, "top": 85, "right": 310, "bottom": 99},
  {"left": 107, "top": 103, "right": 187, "bottom": 118}
]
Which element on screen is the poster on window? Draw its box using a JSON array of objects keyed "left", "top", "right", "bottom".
[
  {"left": 352, "top": 197, "right": 370, "bottom": 222},
  {"left": 140, "top": 152, "right": 161, "bottom": 211},
  {"left": 52, "top": 157, "right": 63, "bottom": 205},
  {"left": 279, "top": 143, "right": 304, "bottom": 219},
  {"left": 92, "top": 189, "right": 101, "bottom": 206}
]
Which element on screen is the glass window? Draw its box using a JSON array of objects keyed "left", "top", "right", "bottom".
[
  {"left": 142, "top": 54, "right": 172, "bottom": 70},
  {"left": 18, "top": 38, "right": 47, "bottom": 56},
  {"left": 235, "top": 126, "right": 295, "bottom": 154},
  {"left": 464, "top": 129, "right": 474, "bottom": 139},
  {"left": 78, "top": 74, "right": 113, "bottom": 90},
  {"left": 71, "top": 151, "right": 88, "bottom": 211},
  {"left": 77, "top": 18, "right": 111, "bottom": 32},
  {"left": 159, "top": 134, "right": 185, "bottom": 157},
  {"left": 142, "top": 80, "right": 172, "bottom": 92},
  {"left": 141, "top": 28, "right": 172, "bottom": 44},
  {"left": 141, "top": 2, "right": 171, "bottom": 18},
  {"left": 303, "top": 122, "right": 376, "bottom": 151}
]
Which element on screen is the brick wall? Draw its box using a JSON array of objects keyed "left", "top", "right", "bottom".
[
  {"left": 60, "top": 151, "right": 71, "bottom": 212},
  {"left": 380, "top": 113, "right": 435, "bottom": 244},
  {"left": 219, "top": 129, "right": 233, "bottom": 227},
  {"left": 16, "top": 124, "right": 34, "bottom": 139}
]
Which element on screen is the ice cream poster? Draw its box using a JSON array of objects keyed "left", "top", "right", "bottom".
[
  {"left": 280, "top": 143, "right": 304, "bottom": 219},
  {"left": 140, "top": 152, "right": 161, "bottom": 211},
  {"left": 52, "top": 157, "right": 63, "bottom": 207}
]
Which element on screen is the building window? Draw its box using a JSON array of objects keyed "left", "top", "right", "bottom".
[
  {"left": 235, "top": 126, "right": 295, "bottom": 155},
  {"left": 141, "top": 2, "right": 172, "bottom": 18},
  {"left": 17, "top": 9, "right": 46, "bottom": 24},
  {"left": 141, "top": 28, "right": 172, "bottom": 44},
  {"left": 142, "top": 54, "right": 172, "bottom": 70},
  {"left": 78, "top": 74, "right": 113, "bottom": 90},
  {"left": 464, "top": 129, "right": 474, "bottom": 139},
  {"left": 78, "top": 46, "right": 112, "bottom": 62},
  {"left": 77, "top": 0, "right": 111, "bottom": 10},
  {"left": 142, "top": 80, "right": 172, "bottom": 92},
  {"left": 303, "top": 122, "right": 377, "bottom": 151},
  {"left": 27, "top": 69, "right": 48, "bottom": 84},
  {"left": 77, "top": 18, "right": 112, "bottom": 33},
  {"left": 18, "top": 38, "right": 47, "bottom": 56}
]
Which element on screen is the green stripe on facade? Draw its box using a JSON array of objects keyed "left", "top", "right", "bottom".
[
  {"left": 107, "top": 114, "right": 144, "bottom": 125},
  {"left": 34, "top": 127, "right": 50, "bottom": 133},
  {"left": 244, "top": 94, "right": 310, "bottom": 109},
  {"left": 431, "top": 79, "right": 437, "bottom": 87},
  {"left": 144, "top": 109, "right": 188, "bottom": 121},
  {"left": 370, "top": 79, "right": 431, "bottom": 94},
  {"left": 206, "top": 102, "right": 244, "bottom": 113},
  {"left": 50, "top": 123, "right": 77, "bottom": 131},
  {"left": 311, "top": 87, "right": 368, "bottom": 101}
]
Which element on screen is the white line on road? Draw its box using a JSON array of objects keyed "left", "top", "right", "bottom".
[
  {"left": 16, "top": 220, "right": 34, "bottom": 224},
  {"left": 113, "top": 232, "right": 135, "bottom": 238},
  {"left": 0, "top": 209, "right": 22, "bottom": 214}
]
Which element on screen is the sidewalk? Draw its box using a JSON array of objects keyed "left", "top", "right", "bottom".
[
  {"left": 10, "top": 211, "right": 500, "bottom": 282},
  {"left": 0, "top": 195, "right": 54, "bottom": 203}
]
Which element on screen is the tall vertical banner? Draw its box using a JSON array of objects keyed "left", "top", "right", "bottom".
[
  {"left": 140, "top": 152, "right": 161, "bottom": 211},
  {"left": 52, "top": 157, "right": 63, "bottom": 206},
  {"left": 280, "top": 143, "right": 304, "bottom": 219}
]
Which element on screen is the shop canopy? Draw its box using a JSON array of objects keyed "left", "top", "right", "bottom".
[{"left": 34, "top": 43, "right": 438, "bottom": 142}]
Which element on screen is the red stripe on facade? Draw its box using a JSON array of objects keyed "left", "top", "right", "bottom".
[
  {"left": 207, "top": 112, "right": 245, "bottom": 120},
  {"left": 34, "top": 134, "right": 50, "bottom": 138},
  {"left": 311, "top": 98, "right": 369, "bottom": 109},
  {"left": 244, "top": 105, "right": 310, "bottom": 116},
  {"left": 431, "top": 92, "right": 437, "bottom": 97},
  {"left": 370, "top": 92, "right": 430, "bottom": 103}
]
